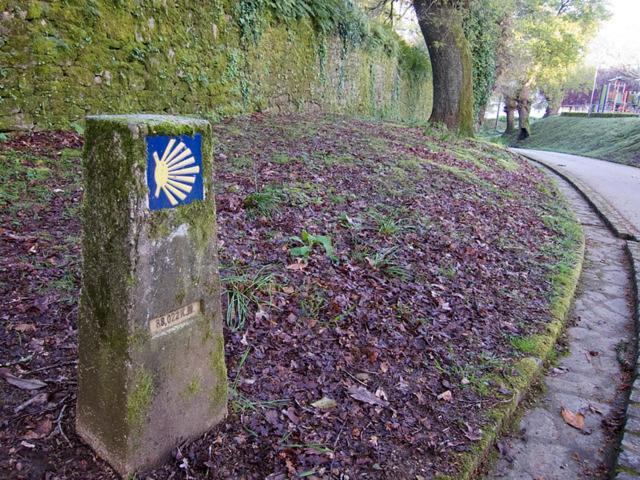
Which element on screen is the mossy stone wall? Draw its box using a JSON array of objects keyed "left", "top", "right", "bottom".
[{"left": 0, "top": 1, "right": 433, "bottom": 130}]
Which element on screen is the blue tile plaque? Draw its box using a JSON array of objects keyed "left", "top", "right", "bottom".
[{"left": 146, "top": 134, "right": 204, "bottom": 210}]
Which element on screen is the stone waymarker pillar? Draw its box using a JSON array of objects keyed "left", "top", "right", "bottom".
[{"left": 76, "top": 115, "right": 227, "bottom": 477}]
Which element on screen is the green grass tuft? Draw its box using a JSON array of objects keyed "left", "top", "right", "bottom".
[{"left": 243, "top": 188, "right": 282, "bottom": 218}]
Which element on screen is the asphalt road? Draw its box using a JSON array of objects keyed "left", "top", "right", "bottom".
[{"left": 512, "top": 148, "right": 640, "bottom": 236}]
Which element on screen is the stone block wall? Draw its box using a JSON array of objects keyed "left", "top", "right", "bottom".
[{"left": 0, "top": 0, "right": 433, "bottom": 130}]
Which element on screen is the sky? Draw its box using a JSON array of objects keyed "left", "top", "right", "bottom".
[{"left": 586, "top": 0, "right": 640, "bottom": 67}]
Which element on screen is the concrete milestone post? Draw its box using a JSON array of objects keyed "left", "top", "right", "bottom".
[{"left": 76, "top": 115, "right": 227, "bottom": 477}]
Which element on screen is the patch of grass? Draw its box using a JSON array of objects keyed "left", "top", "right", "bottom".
[
  {"left": 437, "top": 264, "right": 457, "bottom": 280},
  {"left": 369, "top": 211, "right": 413, "bottom": 238},
  {"left": 223, "top": 269, "right": 275, "bottom": 331},
  {"left": 230, "top": 347, "right": 250, "bottom": 394},
  {"left": 49, "top": 273, "right": 77, "bottom": 304},
  {"left": 0, "top": 150, "right": 78, "bottom": 213},
  {"left": 509, "top": 335, "right": 543, "bottom": 355},
  {"left": 0, "top": 152, "right": 29, "bottom": 207},
  {"left": 243, "top": 188, "right": 282, "bottom": 218},
  {"left": 282, "top": 182, "right": 323, "bottom": 207},
  {"left": 271, "top": 153, "right": 296, "bottom": 164},
  {"left": 365, "top": 247, "right": 408, "bottom": 279},
  {"left": 320, "top": 153, "right": 357, "bottom": 166},
  {"left": 445, "top": 175, "right": 584, "bottom": 480},
  {"left": 474, "top": 142, "right": 520, "bottom": 171},
  {"left": 451, "top": 363, "right": 492, "bottom": 397},
  {"left": 231, "top": 155, "right": 254, "bottom": 169},
  {"left": 337, "top": 212, "right": 358, "bottom": 229},
  {"left": 425, "top": 161, "right": 487, "bottom": 191},
  {"left": 60, "top": 147, "right": 82, "bottom": 161},
  {"left": 397, "top": 156, "right": 424, "bottom": 174},
  {"left": 376, "top": 216, "right": 402, "bottom": 237},
  {"left": 424, "top": 140, "right": 443, "bottom": 153},
  {"left": 450, "top": 147, "right": 488, "bottom": 170},
  {"left": 231, "top": 394, "right": 289, "bottom": 413},
  {"left": 514, "top": 116, "right": 640, "bottom": 167},
  {"left": 328, "top": 192, "right": 347, "bottom": 204},
  {"left": 63, "top": 202, "right": 81, "bottom": 220},
  {"left": 540, "top": 192, "right": 584, "bottom": 319}
]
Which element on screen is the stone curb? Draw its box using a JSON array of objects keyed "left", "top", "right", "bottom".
[
  {"left": 451, "top": 206, "right": 586, "bottom": 480},
  {"left": 616, "top": 242, "right": 640, "bottom": 479},
  {"left": 514, "top": 151, "right": 639, "bottom": 242}
]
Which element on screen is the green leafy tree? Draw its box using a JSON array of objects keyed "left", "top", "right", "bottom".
[
  {"left": 495, "top": 0, "right": 608, "bottom": 138},
  {"left": 539, "top": 63, "right": 595, "bottom": 116}
]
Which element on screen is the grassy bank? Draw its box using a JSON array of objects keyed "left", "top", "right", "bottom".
[
  {"left": 1, "top": 114, "right": 581, "bottom": 479},
  {"left": 513, "top": 115, "right": 640, "bottom": 167}
]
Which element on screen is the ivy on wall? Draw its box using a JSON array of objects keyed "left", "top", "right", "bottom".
[
  {"left": 464, "top": 0, "right": 505, "bottom": 121},
  {"left": 233, "top": 0, "right": 425, "bottom": 68},
  {"left": 235, "top": 0, "right": 369, "bottom": 48}
]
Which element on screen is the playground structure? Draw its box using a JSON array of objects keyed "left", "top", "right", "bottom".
[
  {"left": 560, "top": 72, "right": 640, "bottom": 115},
  {"left": 594, "top": 77, "right": 640, "bottom": 114}
]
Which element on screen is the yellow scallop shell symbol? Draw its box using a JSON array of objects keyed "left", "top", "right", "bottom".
[{"left": 152, "top": 139, "right": 200, "bottom": 206}]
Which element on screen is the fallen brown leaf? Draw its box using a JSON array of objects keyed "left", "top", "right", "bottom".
[
  {"left": 13, "top": 323, "right": 36, "bottom": 333},
  {"left": 348, "top": 386, "right": 389, "bottom": 407},
  {"left": 23, "top": 418, "right": 53, "bottom": 440},
  {"left": 0, "top": 369, "right": 47, "bottom": 390},
  {"left": 437, "top": 390, "right": 452, "bottom": 401},
  {"left": 286, "top": 261, "right": 306, "bottom": 271},
  {"left": 561, "top": 406, "right": 585, "bottom": 430},
  {"left": 375, "top": 387, "right": 388, "bottom": 402},
  {"left": 311, "top": 397, "right": 337, "bottom": 410}
]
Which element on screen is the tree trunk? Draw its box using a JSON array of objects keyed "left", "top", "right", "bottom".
[
  {"left": 517, "top": 87, "right": 531, "bottom": 140},
  {"left": 504, "top": 96, "right": 516, "bottom": 134},
  {"left": 543, "top": 98, "right": 561, "bottom": 117},
  {"left": 476, "top": 104, "right": 487, "bottom": 129},
  {"left": 414, "top": 1, "right": 474, "bottom": 136}
]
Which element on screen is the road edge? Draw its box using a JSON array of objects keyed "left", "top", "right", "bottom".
[
  {"left": 513, "top": 150, "right": 638, "bottom": 242},
  {"left": 515, "top": 150, "right": 640, "bottom": 480}
]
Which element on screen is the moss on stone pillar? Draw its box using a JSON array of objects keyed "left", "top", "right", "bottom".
[{"left": 76, "top": 114, "right": 227, "bottom": 477}]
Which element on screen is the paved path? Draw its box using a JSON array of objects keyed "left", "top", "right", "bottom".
[
  {"left": 488, "top": 169, "right": 634, "bottom": 479},
  {"left": 513, "top": 149, "right": 640, "bottom": 239}
]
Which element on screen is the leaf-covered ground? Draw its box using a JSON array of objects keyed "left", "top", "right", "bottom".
[{"left": 0, "top": 114, "right": 578, "bottom": 479}]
